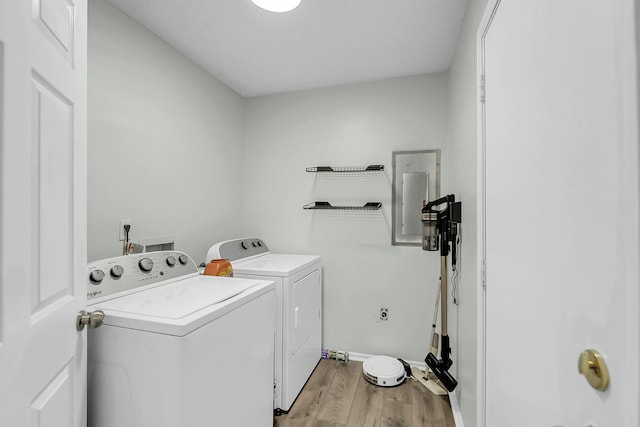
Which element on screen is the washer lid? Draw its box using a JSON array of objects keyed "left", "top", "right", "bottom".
[
  {"left": 90, "top": 275, "right": 273, "bottom": 336},
  {"left": 232, "top": 253, "right": 321, "bottom": 277}
]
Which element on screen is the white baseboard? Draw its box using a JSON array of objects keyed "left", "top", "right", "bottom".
[
  {"left": 347, "top": 351, "right": 427, "bottom": 371},
  {"left": 449, "top": 390, "right": 464, "bottom": 427}
]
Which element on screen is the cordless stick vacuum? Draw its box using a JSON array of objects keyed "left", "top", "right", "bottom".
[{"left": 421, "top": 194, "right": 461, "bottom": 392}]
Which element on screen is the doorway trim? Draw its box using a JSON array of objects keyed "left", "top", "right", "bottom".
[{"left": 476, "top": 2, "right": 500, "bottom": 427}]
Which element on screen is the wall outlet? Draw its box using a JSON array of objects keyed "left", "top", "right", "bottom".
[
  {"left": 380, "top": 307, "right": 389, "bottom": 321},
  {"left": 119, "top": 219, "right": 132, "bottom": 241}
]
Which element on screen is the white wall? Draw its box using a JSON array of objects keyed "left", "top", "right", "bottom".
[
  {"left": 88, "top": 0, "right": 455, "bottom": 365},
  {"left": 446, "top": 0, "right": 488, "bottom": 425},
  {"left": 88, "top": 0, "right": 478, "bottom": 411},
  {"left": 88, "top": 0, "right": 245, "bottom": 263},
  {"left": 243, "top": 75, "right": 448, "bottom": 362}
]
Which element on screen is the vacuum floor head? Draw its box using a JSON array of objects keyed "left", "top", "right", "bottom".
[
  {"left": 425, "top": 352, "right": 458, "bottom": 392},
  {"left": 362, "top": 356, "right": 406, "bottom": 387}
]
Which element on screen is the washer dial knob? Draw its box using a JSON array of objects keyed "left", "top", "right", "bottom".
[
  {"left": 110, "top": 265, "right": 124, "bottom": 279},
  {"left": 178, "top": 255, "right": 188, "bottom": 265},
  {"left": 166, "top": 256, "right": 176, "bottom": 267},
  {"left": 241, "top": 241, "right": 248, "bottom": 250},
  {"left": 138, "top": 258, "right": 154, "bottom": 272},
  {"left": 89, "top": 269, "right": 105, "bottom": 284}
]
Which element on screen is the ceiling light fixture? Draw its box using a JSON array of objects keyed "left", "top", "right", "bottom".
[{"left": 251, "top": 0, "right": 302, "bottom": 13}]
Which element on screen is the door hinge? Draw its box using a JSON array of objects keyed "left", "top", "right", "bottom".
[
  {"left": 479, "top": 74, "right": 486, "bottom": 103},
  {"left": 480, "top": 259, "right": 487, "bottom": 287}
]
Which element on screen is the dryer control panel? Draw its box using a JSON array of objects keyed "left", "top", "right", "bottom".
[
  {"left": 206, "top": 238, "right": 269, "bottom": 263},
  {"left": 87, "top": 251, "right": 199, "bottom": 302}
]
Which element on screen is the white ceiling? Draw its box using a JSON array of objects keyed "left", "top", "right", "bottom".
[{"left": 106, "top": 0, "right": 467, "bottom": 97}]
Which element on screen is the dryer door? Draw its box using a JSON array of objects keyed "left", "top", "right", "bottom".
[
  {"left": 291, "top": 269, "right": 322, "bottom": 354},
  {"left": 284, "top": 268, "right": 322, "bottom": 411}
]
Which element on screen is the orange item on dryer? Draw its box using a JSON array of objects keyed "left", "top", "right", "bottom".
[{"left": 203, "top": 259, "right": 233, "bottom": 277}]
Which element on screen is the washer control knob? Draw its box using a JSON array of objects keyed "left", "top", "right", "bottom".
[
  {"left": 138, "top": 258, "right": 154, "bottom": 272},
  {"left": 241, "top": 241, "right": 248, "bottom": 250},
  {"left": 178, "top": 255, "right": 188, "bottom": 265},
  {"left": 166, "top": 256, "right": 176, "bottom": 267},
  {"left": 89, "top": 269, "right": 105, "bottom": 284},
  {"left": 110, "top": 265, "right": 124, "bottom": 279},
  {"left": 252, "top": 241, "right": 257, "bottom": 247},
  {"left": 257, "top": 241, "right": 262, "bottom": 247}
]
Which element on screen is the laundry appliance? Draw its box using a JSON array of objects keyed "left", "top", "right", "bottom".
[
  {"left": 86, "top": 251, "right": 275, "bottom": 427},
  {"left": 206, "top": 238, "right": 322, "bottom": 414}
]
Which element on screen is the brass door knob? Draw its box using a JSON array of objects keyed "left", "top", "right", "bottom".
[{"left": 578, "top": 349, "right": 609, "bottom": 391}]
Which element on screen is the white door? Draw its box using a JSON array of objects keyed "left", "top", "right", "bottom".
[
  {"left": 480, "top": 0, "right": 639, "bottom": 426},
  {"left": 0, "top": 0, "right": 87, "bottom": 426}
]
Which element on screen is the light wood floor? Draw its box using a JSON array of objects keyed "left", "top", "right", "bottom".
[{"left": 274, "top": 359, "right": 456, "bottom": 427}]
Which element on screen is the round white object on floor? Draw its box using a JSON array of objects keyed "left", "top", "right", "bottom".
[{"left": 362, "top": 356, "right": 406, "bottom": 387}]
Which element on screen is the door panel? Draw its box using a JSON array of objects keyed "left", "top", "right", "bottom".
[
  {"left": 0, "top": 0, "right": 87, "bottom": 425},
  {"left": 31, "top": 73, "right": 75, "bottom": 319},
  {"left": 481, "top": 0, "right": 639, "bottom": 426},
  {"left": 33, "top": 0, "right": 75, "bottom": 65},
  {"left": 31, "top": 361, "right": 75, "bottom": 427}
]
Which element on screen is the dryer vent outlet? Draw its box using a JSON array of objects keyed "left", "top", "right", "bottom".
[{"left": 380, "top": 308, "right": 389, "bottom": 321}]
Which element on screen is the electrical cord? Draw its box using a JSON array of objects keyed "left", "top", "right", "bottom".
[
  {"left": 451, "top": 232, "right": 461, "bottom": 305},
  {"left": 451, "top": 268, "right": 459, "bottom": 305},
  {"left": 123, "top": 224, "right": 131, "bottom": 255}
]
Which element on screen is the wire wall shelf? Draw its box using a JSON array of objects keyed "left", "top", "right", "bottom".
[
  {"left": 305, "top": 165, "right": 384, "bottom": 173},
  {"left": 303, "top": 202, "right": 382, "bottom": 211}
]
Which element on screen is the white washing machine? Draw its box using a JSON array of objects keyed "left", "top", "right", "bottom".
[
  {"left": 86, "top": 251, "right": 275, "bottom": 427},
  {"left": 206, "top": 238, "right": 322, "bottom": 414}
]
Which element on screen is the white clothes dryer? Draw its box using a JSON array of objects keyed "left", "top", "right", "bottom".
[
  {"left": 86, "top": 251, "right": 275, "bottom": 427},
  {"left": 206, "top": 238, "right": 322, "bottom": 414}
]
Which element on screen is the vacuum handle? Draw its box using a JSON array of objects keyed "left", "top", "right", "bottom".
[{"left": 424, "top": 194, "right": 455, "bottom": 211}]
